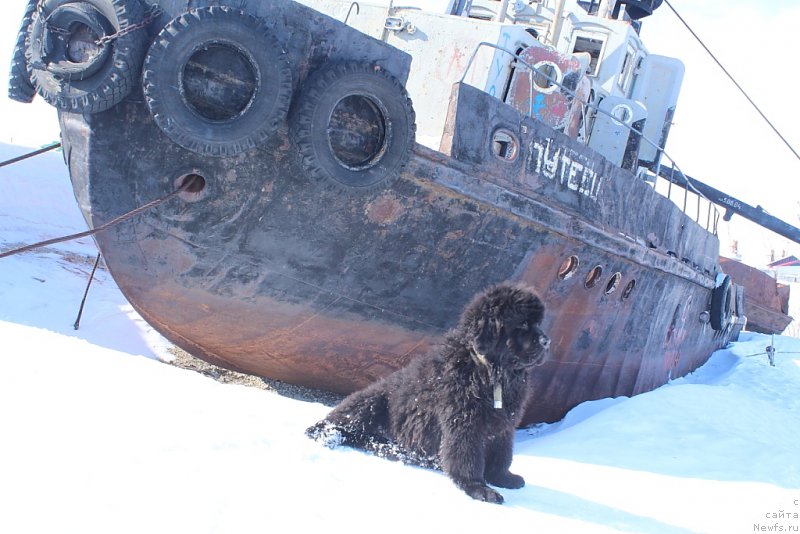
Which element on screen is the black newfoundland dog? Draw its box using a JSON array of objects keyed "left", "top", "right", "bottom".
[{"left": 306, "top": 283, "right": 550, "bottom": 503}]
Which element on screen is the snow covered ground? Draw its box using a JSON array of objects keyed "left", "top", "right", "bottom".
[{"left": 1, "top": 143, "right": 799, "bottom": 534}]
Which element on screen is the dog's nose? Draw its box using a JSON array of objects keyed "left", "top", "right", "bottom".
[{"left": 539, "top": 335, "right": 550, "bottom": 349}]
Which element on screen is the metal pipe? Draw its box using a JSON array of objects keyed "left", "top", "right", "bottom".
[
  {"left": 550, "top": 0, "right": 566, "bottom": 47},
  {"left": 495, "top": 0, "right": 510, "bottom": 22},
  {"left": 598, "top": 0, "right": 616, "bottom": 19},
  {"left": 655, "top": 167, "right": 800, "bottom": 244},
  {"left": 380, "top": 0, "right": 394, "bottom": 41}
]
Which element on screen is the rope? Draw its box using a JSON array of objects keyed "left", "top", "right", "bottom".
[
  {"left": 0, "top": 175, "right": 199, "bottom": 260},
  {"left": 0, "top": 142, "right": 61, "bottom": 168},
  {"left": 664, "top": 0, "right": 800, "bottom": 165},
  {"left": 732, "top": 335, "right": 800, "bottom": 365},
  {"left": 742, "top": 333, "right": 800, "bottom": 367},
  {"left": 743, "top": 351, "right": 800, "bottom": 358}
]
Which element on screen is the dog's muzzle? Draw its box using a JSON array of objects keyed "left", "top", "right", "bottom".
[
  {"left": 517, "top": 334, "right": 550, "bottom": 369},
  {"left": 528, "top": 334, "right": 550, "bottom": 367},
  {"left": 539, "top": 334, "right": 550, "bottom": 349}
]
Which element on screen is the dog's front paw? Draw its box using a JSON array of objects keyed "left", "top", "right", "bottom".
[
  {"left": 470, "top": 485, "right": 505, "bottom": 504},
  {"left": 305, "top": 421, "right": 343, "bottom": 448},
  {"left": 459, "top": 481, "right": 505, "bottom": 504},
  {"left": 486, "top": 471, "right": 525, "bottom": 489}
]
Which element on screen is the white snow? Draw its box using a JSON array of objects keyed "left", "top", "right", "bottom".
[{"left": 1, "top": 143, "right": 799, "bottom": 534}]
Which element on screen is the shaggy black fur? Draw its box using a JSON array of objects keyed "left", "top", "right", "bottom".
[{"left": 306, "top": 283, "right": 550, "bottom": 503}]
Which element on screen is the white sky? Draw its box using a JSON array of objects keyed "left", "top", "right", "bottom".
[
  {"left": 1, "top": 0, "right": 798, "bottom": 265},
  {"left": 638, "top": 0, "right": 800, "bottom": 264}
]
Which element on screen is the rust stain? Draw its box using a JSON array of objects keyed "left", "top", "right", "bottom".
[
  {"left": 445, "top": 229, "right": 465, "bottom": 241},
  {"left": 365, "top": 193, "right": 404, "bottom": 225}
]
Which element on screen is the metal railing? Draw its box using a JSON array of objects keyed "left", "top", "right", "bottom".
[{"left": 459, "top": 41, "right": 721, "bottom": 235}]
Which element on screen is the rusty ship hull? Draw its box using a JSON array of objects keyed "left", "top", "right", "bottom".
[
  {"left": 12, "top": 0, "right": 744, "bottom": 424},
  {"left": 60, "top": 80, "right": 735, "bottom": 424}
]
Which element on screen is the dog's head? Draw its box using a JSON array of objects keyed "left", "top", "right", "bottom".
[{"left": 460, "top": 283, "right": 550, "bottom": 369}]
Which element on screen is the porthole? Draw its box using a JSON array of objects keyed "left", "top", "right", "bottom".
[
  {"left": 491, "top": 128, "right": 520, "bottom": 162},
  {"left": 585, "top": 265, "right": 603, "bottom": 288},
  {"left": 557, "top": 255, "right": 579, "bottom": 280},
  {"left": 174, "top": 172, "right": 208, "bottom": 203},
  {"left": 605, "top": 272, "right": 622, "bottom": 295},
  {"left": 622, "top": 279, "right": 636, "bottom": 299}
]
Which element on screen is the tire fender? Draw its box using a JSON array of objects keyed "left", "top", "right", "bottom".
[
  {"left": 290, "top": 61, "right": 416, "bottom": 192},
  {"left": 143, "top": 6, "right": 293, "bottom": 157},
  {"left": 710, "top": 274, "right": 733, "bottom": 331},
  {"left": 8, "top": 0, "right": 38, "bottom": 103},
  {"left": 25, "top": 0, "right": 149, "bottom": 113}
]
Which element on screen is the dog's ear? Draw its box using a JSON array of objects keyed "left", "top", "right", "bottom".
[
  {"left": 461, "top": 285, "right": 513, "bottom": 356},
  {"left": 526, "top": 295, "right": 545, "bottom": 326},
  {"left": 472, "top": 315, "right": 502, "bottom": 356}
]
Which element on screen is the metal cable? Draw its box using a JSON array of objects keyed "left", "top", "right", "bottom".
[
  {"left": 73, "top": 252, "right": 101, "bottom": 330},
  {"left": 0, "top": 142, "right": 62, "bottom": 168},
  {"left": 0, "top": 175, "right": 198, "bottom": 260},
  {"left": 664, "top": 0, "right": 800, "bottom": 165}
]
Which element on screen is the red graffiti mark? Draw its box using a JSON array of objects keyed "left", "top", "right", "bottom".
[{"left": 445, "top": 47, "right": 466, "bottom": 79}]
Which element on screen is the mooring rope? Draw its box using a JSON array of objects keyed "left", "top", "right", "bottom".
[
  {"left": 0, "top": 175, "right": 199, "bottom": 260},
  {"left": 743, "top": 351, "right": 800, "bottom": 358},
  {"left": 741, "top": 331, "right": 800, "bottom": 367},
  {"left": 0, "top": 142, "right": 61, "bottom": 168}
]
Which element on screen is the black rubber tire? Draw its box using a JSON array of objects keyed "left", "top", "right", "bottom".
[
  {"left": 143, "top": 6, "right": 293, "bottom": 157},
  {"left": 710, "top": 275, "right": 733, "bottom": 331},
  {"left": 8, "top": 0, "right": 38, "bottom": 103},
  {"left": 290, "top": 62, "right": 416, "bottom": 192},
  {"left": 39, "top": 2, "right": 115, "bottom": 79},
  {"left": 26, "top": 0, "right": 148, "bottom": 113}
]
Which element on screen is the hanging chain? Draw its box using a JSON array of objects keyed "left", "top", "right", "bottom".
[
  {"left": 95, "top": 4, "right": 162, "bottom": 47},
  {"left": 35, "top": 1, "right": 162, "bottom": 46}
]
